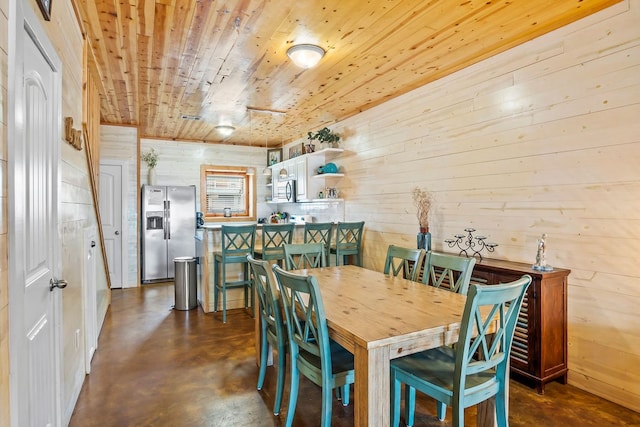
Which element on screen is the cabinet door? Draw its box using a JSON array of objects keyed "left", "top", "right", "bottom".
[
  {"left": 471, "top": 268, "right": 535, "bottom": 375},
  {"left": 271, "top": 168, "right": 279, "bottom": 201},
  {"left": 294, "top": 157, "right": 307, "bottom": 200}
]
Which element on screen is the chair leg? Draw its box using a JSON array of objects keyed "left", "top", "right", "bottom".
[
  {"left": 341, "top": 384, "right": 350, "bottom": 406},
  {"left": 249, "top": 265, "right": 255, "bottom": 318},
  {"left": 285, "top": 366, "right": 299, "bottom": 427},
  {"left": 213, "top": 260, "right": 219, "bottom": 312},
  {"left": 496, "top": 387, "right": 508, "bottom": 427},
  {"left": 321, "top": 382, "right": 333, "bottom": 427},
  {"left": 222, "top": 263, "right": 227, "bottom": 323},
  {"left": 243, "top": 263, "right": 249, "bottom": 309},
  {"left": 404, "top": 385, "right": 416, "bottom": 427},
  {"left": 257, "top": 322, "right": 268, "bottom": 391},
  {"left": 274, "top": 344, "right": 286, "bottom": 416},
  {"left": 437, "top": 401, "right": 447, "bottom": 421},
  {"left": 391, "top": 376, "right": 401, "bottom": 427}
]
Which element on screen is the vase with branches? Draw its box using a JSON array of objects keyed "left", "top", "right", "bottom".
[
  {"left": 413, "top": 187, "right": 432, "bottom": 250},
  {"left": 141, "top": 148, "right": 158, "bottom": 184},
  {"left": 141, "top": 148, "right": 158, "bottom": 169}
]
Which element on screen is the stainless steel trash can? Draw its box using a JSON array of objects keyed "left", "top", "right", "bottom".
[{"left": 174, "top": 256, "right": 197, "bottom": 310}]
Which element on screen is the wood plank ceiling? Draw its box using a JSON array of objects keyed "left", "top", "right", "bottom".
[{"left": 74, "top": 0, "right": 622, "bottom": 147}]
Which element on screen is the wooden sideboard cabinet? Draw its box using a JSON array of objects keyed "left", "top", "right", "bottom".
[{"left": 470, "top": 258, "right": 570, "bottom": 394}]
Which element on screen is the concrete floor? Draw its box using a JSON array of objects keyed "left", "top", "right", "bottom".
[{"left": 70, "top": 283, "right": 640, "bottom": 426}]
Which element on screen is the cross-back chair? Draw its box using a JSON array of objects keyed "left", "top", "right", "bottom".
[
  {"left": 247, "top": 255, "right": 287, "bottom": 416},
  {"left": 303, "top": 222, "right": 333, "bottom": 264},
  {"left": 283, "top": 243, "right": 326, "bottom": 270},
  {"left": 383, "top": 245, "right": 425, "bottom": 282},
  {"left": 259, "top": 223, "right": 295, "bottom": 265},
  {"left": 213, "top": 224, "right": 256, "bottom": 323},
  {"left": 422, "top": 251, "right": 476, "bottom": 295},
  {"left": 272, "top": 265, "right": 354, "bottom": 427},
  {"left": 391, "top": 275, "right": 532, "bottom": 427},
  {"left": 330, "top": 221, "right": 365, "bottom": 266}
]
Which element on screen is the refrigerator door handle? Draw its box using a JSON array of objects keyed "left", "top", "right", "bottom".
[
  {"left": 163, "top": 201, "right": 168, "bottom": 240},
  {"left": 166, "top": 201, "right": 171, "bottom": 240}
]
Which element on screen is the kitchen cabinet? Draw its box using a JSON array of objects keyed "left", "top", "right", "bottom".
[
  {"left": 267, "top": 147, "right": 345, "bottom": 202},
  {"left": 470, "top": 258, "right": 570, "bottom": 393},
  {"left": 306, "top": 148, "right": 344, "bottom": 201},
  {"left": 294, "top": 156, "right": 308, "bottom": 201}
]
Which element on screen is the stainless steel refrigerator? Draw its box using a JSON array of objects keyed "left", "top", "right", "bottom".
[{"left": 141, "top": 185, "right": 196, "bottom": 283}]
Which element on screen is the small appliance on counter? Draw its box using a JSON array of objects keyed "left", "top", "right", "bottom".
[
  {"left": 196, "top": 212, "right": 204, "bottom": 228},
  {"left": 290, "top": 214, "right": 313, "bottom": 225}
]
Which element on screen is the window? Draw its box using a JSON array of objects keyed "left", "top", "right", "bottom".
[{"left": 200, "top": 165, "right": 256, "bottom": 221}]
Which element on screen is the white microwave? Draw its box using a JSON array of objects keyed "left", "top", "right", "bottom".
[{"left": 276, "top": 179, "right": 296, "bottom": 202}]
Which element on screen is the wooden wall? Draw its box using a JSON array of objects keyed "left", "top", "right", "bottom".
[{"left": 281, "top": 0, "right": 638, "bottom": 410}]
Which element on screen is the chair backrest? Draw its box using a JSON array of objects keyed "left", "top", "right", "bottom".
[
  {"left": 247, "top": 255, "right": 285, "bottom": 342},
  {"left": 422, "top": 251, "right": 476, "bottom": 295},
  {"left": 304, "top": 222, "right": 333, "bottom": 259},
  {"left": 335, "top": 221, "right": 364, "bottom": 254},
  {"left": 261, "top": 223, "right": 295, "bottom": 259},
  {"left": 454, "top": 275, "right": 531, "bottom": 397},
  {"left": 221, "top": 224, "right": 256, "bottom": 259},
  {"left": 283, "top": 243, "right": 326, "bottom": 270},
  {"left": 383, "top": 245, "right": 425, "bottom": 281},
  {"left": 272, "top": 265, "right": 332, "bottom": 370}
]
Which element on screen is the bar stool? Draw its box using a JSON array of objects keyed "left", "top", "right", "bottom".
[
  {"left": 303, "top": 222, "right": 334, "bottom": 264},
  {"left": 330, "top": 221, "right": 365, "bottom": 266},
  {"left": 213, "top": 224, "right": 256, "bottom": 323},
  {"left": 257, "top": 223, "right": 294, "bottom": 266}
]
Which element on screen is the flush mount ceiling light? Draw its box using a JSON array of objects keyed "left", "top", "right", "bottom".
[
  {"left": 286, "top": 44, "right": 325, "bottom": 69},
  {"left": 215, "top": 125, "right": 235, "bottom": 137}
]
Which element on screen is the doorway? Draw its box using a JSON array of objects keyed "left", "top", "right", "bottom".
[{"left": 99, "top": 160, "right": 129, "bottom": 288}]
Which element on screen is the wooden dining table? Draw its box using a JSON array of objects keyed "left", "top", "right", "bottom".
[{"left": 305, "top": 265, "right": 498, "bottom": 427}]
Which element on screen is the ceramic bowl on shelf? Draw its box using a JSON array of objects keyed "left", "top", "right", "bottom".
[{"left": 322, "top": 162, "right": 338, "bottom": 173}]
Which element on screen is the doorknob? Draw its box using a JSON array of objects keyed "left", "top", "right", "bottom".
[
  {"left": 49, "top": 278, "right": 68, "bottom": 291},
  {"left": 115, "top": 230, "right": 120, "bottom": 235}
]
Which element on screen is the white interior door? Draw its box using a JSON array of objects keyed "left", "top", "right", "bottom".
[
  {"left": 8, "top": 3, "right": 63, "bottom": 425},
  {"left": 99, "top": 162, "right": 126, "bottom": 288}
]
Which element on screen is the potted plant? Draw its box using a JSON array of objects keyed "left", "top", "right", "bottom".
[
  {"left": 307, "top": 127, "right": 341, "bottom": 151},
  {"left": 141, "top": 148, "right": 159, "bottom": 184},
  {"left": 413, "top": 187, "right": 432, "bottom": 250}
]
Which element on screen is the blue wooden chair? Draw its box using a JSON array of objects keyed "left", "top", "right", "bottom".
[
  {"left": 283, "top": 243, "right": 326, "bottom": 270},
  {"left": 383, "top": 245, "right": 425, "bottom": 282},
  {"left": 330, "top": 221, "right": 365, "bottom": 266},
  {"left": 272, "top": 265, "right": 355, "bottom": 427},
  {"left": 391, "top": 275, "right": 532, "bottom": 427},
  {"left": 259, "top": 223, "right": 295, "bottom": 266},
  {"left": 213, "top": 224, "right": 256, "bottom": 323},
  {"left": 247, "top": 255, "right": 287, "bottom": 416},
  {"left": 303, "top": 222, "right": 333, "bottom": 263},
  {"left": 422, "top": 251, "right": 476, "bottom": 295}
]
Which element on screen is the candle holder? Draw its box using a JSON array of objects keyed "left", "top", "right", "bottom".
[{"left": 444, "top": 228, "right": 498, "bottom": 261}]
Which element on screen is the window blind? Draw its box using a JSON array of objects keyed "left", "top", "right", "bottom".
[{"left": 205, "top": 173, "right": 248, "bottom": 215}]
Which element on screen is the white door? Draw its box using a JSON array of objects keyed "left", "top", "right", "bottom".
[
  {"left": 8, "top": 3, "right": 64, "bottom": 426},
  {"left": 99, "top": 162, "right": 125, "bottom": 288}
]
